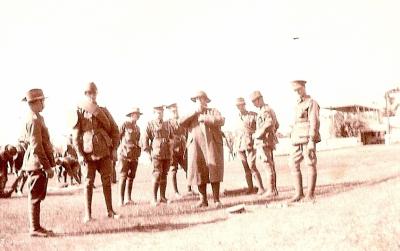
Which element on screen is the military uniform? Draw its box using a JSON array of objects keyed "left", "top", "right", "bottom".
[
  {"left": 117, "top": 108, "right": 142, "bottom": 205},
  {"left": 72, "top": 82, "right": 120, "bottom": 222},
  {"left": 289, "top": 80, "right": 320, "bottom": 202},
  {"left": 251, "top": 91, "right": 280, "bottom": 197},
  {"left": 166, "top": 103, "right": 193, "bottom": 197},
  {"left": 234, "top": 97, "right": 265, "bottom": 194},
  {"left": 142, "top": 106, "right": 173, "bottom": 204},
  {"left": 21, "top": 88, "right": 55, "bottom": 237}
]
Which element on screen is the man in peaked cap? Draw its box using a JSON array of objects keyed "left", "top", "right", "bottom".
[
  {"left": 117, "top": 107, "right": 142, "bottom": 206},
  {"left": 142, "top": 105, "right": 173, "bottom": 206},
  {"left": 250, "top": 90, "right": 280, "bottom": 198},
  {"left": 166, "top": 103, "right": 193, "bottom": 199},
  {"left": 288, "top": 80, "right": 321, "bottom": 203},
  {"left": 180, "top": 90, "right": 225, "bottom": 208},
  {"left": 234, "top": 97, "right": 265, "bottom": 195},
  {"left": 71, "top": 82, "right": 120, "bottom": 223},
  {"left": 21, "top": 88, "right": 56, "bottom": 237}
]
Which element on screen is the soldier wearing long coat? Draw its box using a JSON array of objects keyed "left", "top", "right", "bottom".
[{"left": 180, "top": 91, "right": 225, "bottom": 208}]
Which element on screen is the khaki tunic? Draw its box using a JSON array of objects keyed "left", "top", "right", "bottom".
[
  {"left": 180, "top": 108, "right": 225, "bottom": 185},
  {"left": 234, "top": 111, "right": 257, "bottom": 152},
  {"left": 118, "top": 121, "right": 141, "bottom": 161},
  {"left": 72, "top": 104, "right": 119, "bottom": 162},
  {"left": 290, "top": 95, "right": 321, "bottom": 145},
  {"left": 142, "top": 119, "right": 172, "bottom": 160},
  {"left": 254, "top": 104, "right": 279, "bottom": 150},
  {"left": 22, "top": 112, "right": 55, "bottom": 171}
]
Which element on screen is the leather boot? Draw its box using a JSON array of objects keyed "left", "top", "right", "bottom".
[
  {"left": 211, "top": 182, "right": 222, "bottom": 208},
  {"left": 29, "top": 203, "right": 47, "bottom": 237},
  {"left": 253, "top": 171, "right": 265, "bottom": 195},
  {"left": 171, "top": 172, "right": 180, "bottom": 196},
  {"left": 118, "top": 177, "right": 127, "bottom": 206},
  {"left": 305, "top": 167, "right": 317, "bottom": 201},
  {"left": 151, "top": 181, "right": 159, "bottom": 206},
  {"left": 83, "top": 186, "right": 93, "bottom": 223},
  {"left": 159, "top": 181, "right": 168, "bottom": 203},
  {"left": 264, "top": 164, "right": 278, "bottom": 197},
  {"left": 245, "top": 173, "right": 254, "bottom": 194},
  {"left": 103, "top": 184, "right": 119, "bottom": 219},
  {"left": 196, "top": 183, "right": 208, "bottom": 208},
  {"left": 288, "top": 172, "right": 304, "bottom": 203},
  {"left": 126, "top": 178, "right": 133, "bottom": 203}
]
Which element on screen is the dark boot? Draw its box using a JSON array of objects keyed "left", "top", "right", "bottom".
[
  {"left": 305, "top": 168, "right": 317, "bottom": 201},
  {"left": 29, "top": 203, "right": 47, "bottom": 237},
  {"left": 151, "top": 181, "right": 159, "bottom": 206},
  {"left": 171, "top": 172, "right": 181, "bottom": 197},
  {"left": 264, "top": 165, "right": 278, "bottom": 197},
  {"left": 211, "top": 182, "right": 223, "bottom": 207},
  {"left": 83, "top": 186, "right": 93, "bottom": 223},
  {"left": 245, "top": 173, "right": 254, "bottom": 194},
  {"left": 103, "top": 184, "right": 119, "bottom": 219},
  {"left": 253, "top": 171, "right": 265, "bottom": 195},
  {"left": 196, "top": 183, "right": 208, "bottom": 208},
  {"left": 288, "top": 172, "right": 304, "bottom": 203},
  {"left": 159, "top": 181, "right": 168, "bottom": 203},
  {"left": 126, "top": 178, "right": 133, "bottom": 203},
  {"left": 118, "top": 177, "right": 127, "bottom": 206}
]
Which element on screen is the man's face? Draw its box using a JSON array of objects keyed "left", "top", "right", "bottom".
[
  {"left": 236, "top": 103, "right": 246, "bottom": 113},
  {"left": 252, "top": 97, "right": 261, "bottom": 108},
  {"left": 29, "top": 99, "right": 45, "bottom": 113},
  {"left": 130, "top": 113, "right": 140, "bottom": 122},
  {"left": 154, "top": 109, "right": 163, "bottom": 120},
  {"left": 293, "top": 85, "right": 306, "bottom": 99},
  {"left": 85, "top": 90, "right": 97, "bottom": 103},
  {"left": 169, "top": 107, "right": 179, "bottom": 119},
  {"left": 196, "top": 96, "right": 208, "bottom": 108}
]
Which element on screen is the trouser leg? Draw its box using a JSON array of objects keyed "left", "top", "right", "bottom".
[
  {"left": 238, "top": 151, "right": 254, "bottom": 192},
  {"left": 119, "top": 176, "right": 127, "bottom": 205},
  {"left": 196, "top": 183, "right": 208, "bottom": 207},
  {"left": 211, "top": 182, "right": 221, "bottom": 203},
  {"left": 288, "top": 144, "right": 305, "bottom": 202}
]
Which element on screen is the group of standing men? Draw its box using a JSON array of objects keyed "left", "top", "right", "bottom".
[
  {"left": 235, "top": 80, "right": 320, "bottom": 203},
  {"left": 15, "top": 79, "right": 319, "bottom": 237}
]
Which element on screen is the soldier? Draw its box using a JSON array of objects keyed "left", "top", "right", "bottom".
[
  {"left": 117, "top": 107, "right": 142, "bottom": 206},
  {"left": 142, "top": 105, "right": 173, "bottom": 206},
  {"left": 288, "top": 80, "right": 320, "bottom": 202},
  {"left": 180, "top": 91, "right": 225, "bottom": 208},
  {"left": 21, "top": 88, "right": 55, "bottom": 237},
  {"left": 71, "top": 82, "right": 120, "bottom": 223},
  {"left": 250, "top": 90, "right": 280, "bottom": 197},
  {"left": 166, "top": 103, "right": 193, "bottom": 198},
  {"left": 0, "top": 145, "right": 17, "bottom": 195},
  {"left": 234, "top": 97, "right": 265, "bottom": 195}
]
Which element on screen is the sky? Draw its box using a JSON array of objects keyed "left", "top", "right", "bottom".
[{"left": 1, "top": 0, "right": 400, "bottom": 145}]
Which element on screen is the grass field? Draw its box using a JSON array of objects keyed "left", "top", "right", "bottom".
[{"left": 1, "top": 144, "right": 399, "bottom": 250}]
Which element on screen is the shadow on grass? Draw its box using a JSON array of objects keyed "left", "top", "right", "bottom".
[
  {"left": 315, "top": 173, "right": 400, "bottom": 198},
  {"left": 58, "top": 217, "right": 227, "bottom": 237}
]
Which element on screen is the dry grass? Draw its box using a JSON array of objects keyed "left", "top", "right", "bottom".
[{"left": 1, "top": 144, "right": 399, "bottom": 250}]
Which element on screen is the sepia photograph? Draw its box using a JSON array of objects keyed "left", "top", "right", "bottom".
[{"left": 0, "top": 0, "right": 399, "bottom": 250}]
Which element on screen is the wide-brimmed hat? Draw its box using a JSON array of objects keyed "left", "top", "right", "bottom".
[
  {"left": 22, "top": 88, "right": 46, "bottom": 102},
  {"left": 166, "top": 103, "right": 178, "bottom": 109},
  {"left": 126, "top": 107, "right": 143, "bottom": 117},
  {"left": 250, "top": 90, "right": 263, "bottom": 102},
  {"left": 153, "top": 105, "right": 165, "bottom": 111},
  {"left": 191, "top": 90, "right": 211, "bottom": 103},
  {"left": 236, "top": 97, "right": 246, "bottom": 106},
  {"left": 291, "top": 80, "right": 307, "bottom": 89}
]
